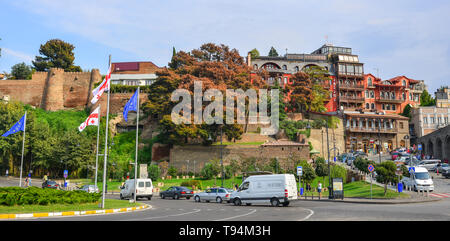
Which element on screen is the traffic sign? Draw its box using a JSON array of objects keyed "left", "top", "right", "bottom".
[
  {"left": 297, "top": 166, "right": 303, "bottom": 176},
  {"left": 409, "top": 167, "right": 415, "bottom": 173},
  {"left": 63, "top": 170, "right": 68, "bottom": 179},
  {"left": 368, "top": 164, "right": 375, "bottom": 173},
  {"left": 418, "top": 144, "right": 422, "bottom": 151}
]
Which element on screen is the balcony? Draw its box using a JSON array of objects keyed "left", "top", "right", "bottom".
[
  {"left": 375, "top": 97, "right": 404, "bottom": 104},
  {"left": 339, "top": 83, "right": 365, "bottom": 90},
  {"left": 339, "top": 96, "right": 365, "bottom": 103},
  {"left": 346, "top": 126, "right": 398, "bottom": 134}
]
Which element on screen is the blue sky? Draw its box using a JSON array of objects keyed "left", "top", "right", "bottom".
[{"left": 1, "top": 0, "right": 449, "bottom": 95}]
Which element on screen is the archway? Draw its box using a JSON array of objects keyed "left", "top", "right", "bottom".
[
  {"left": 445, "top": 136, "right": 450, "bottom": 161},
  {"left": 436, "top": 138, "right": 443, "bottom": 160},
  {"left": 427, "top": 140, "right": 434, "bottom": 158}
]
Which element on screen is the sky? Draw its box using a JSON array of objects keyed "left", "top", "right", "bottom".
[{"left": 1, "top": 0, "right": 449, "bottom": 95}]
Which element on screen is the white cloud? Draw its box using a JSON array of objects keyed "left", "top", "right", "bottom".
[{"left": 1, "top": 48, "right": 34, "bottom": 63}]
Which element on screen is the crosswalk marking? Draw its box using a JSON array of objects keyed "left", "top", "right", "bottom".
[{"left": 429, "top": 193, "right": 450, "bottom": 198}]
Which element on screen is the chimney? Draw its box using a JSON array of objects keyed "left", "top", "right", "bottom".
[{"left": 247, "top": 52, "right": 252, "bottom": 67}]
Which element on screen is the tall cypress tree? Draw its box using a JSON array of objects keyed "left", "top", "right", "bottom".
[{"left": 268, "top": 47, "right": 279, "bottom": 57}]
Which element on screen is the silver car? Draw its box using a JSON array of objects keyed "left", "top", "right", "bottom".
[
  {"left": 194, "top": 187, "right": 234, "bottom": 203},
  {"left": 79, "top": 185, "right": 99, "bottom": 193}
]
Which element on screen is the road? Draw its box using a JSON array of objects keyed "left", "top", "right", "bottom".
[{"left": 2, "top": 173, "right": 450, "bottom": 221}]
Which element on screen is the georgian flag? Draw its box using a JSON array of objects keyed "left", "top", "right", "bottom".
[
  {"left": 91, "top": 64, "right": 112, "bottom": 104},
  {"left": 78, "top": 106, "right": 100, "bottom": 132}
]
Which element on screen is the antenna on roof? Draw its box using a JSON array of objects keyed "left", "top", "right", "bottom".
[
  {"left": 373, "top": 68, "right": 380, "bottom": 79},
  {"left": 325, "top": 35, "right": 329, "bottom": 45}
]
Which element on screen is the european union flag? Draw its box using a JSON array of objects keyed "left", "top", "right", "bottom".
[
  {"left": 2, "top": 114, "right": 26, "bottom": 137},
  {"left": 123, "top": 89, "right": 138, "bottom": 122}
]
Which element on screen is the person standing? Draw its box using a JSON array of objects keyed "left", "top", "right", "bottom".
[
  {"left": 317, "top": 181, "right": 322, "bottom": 199},
  {"left": 5, "top": 169, "right": 8, "bottom": 177}
]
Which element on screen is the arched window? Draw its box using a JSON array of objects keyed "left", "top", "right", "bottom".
[
  {"left": 253, "top": 64, "right": 258, "bottom": 70},
  {"left": 282, "top": 65, "right": 287, "bottom": 70},
  {"left": 294, "top": 66, "right": 299, "bottom": 72},
  {"left": 370, "top": 91, "right": 374, "bottom": 98},
  {"left": 368, "top": 77, "right": 373, "bottom": 86},
  {"left": 366, "top": 103, "right": 370, "bottom": 109},
  {"left": 365, "top": 90, "right": 369, "bottom": 98},
  {"left": 402, "top": 80, "right": 406, "bottom": 86},
  {"left": 371, "top": 103, "right": 375, "bottom": 109}
]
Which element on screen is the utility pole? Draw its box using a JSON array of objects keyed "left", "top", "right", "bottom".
[{"left": 326, "top": 120, "right": 331, "bottom": 199}]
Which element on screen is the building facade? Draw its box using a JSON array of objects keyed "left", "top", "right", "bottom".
[
  {"left": 410, "top": 106, "right": 450, "bottom": 143},
  {"left": 435, "top": 86, "right": 450, "bottom": 108},
  {"left": 362, "top": 74, "right": 424, "bottom": 114},
  {"left": 110, "top": 61, "right": 160, "bottom": 86},
  {"left": 343, "top": 112, "right": 410, "bottom": 153}
]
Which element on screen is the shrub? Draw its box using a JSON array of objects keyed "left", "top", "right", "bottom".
[{"left": 180, "top": 180, "right": 202, "bottom": 190}]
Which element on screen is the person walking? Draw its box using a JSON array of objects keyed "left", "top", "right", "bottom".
[
  {"left": 24, "top": 176, "right": 29, "bottom": 187},
  {"left": 317, "top": 181, "right": 322, "bottom": 199}
]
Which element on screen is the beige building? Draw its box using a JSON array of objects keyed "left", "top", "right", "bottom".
[
  {"left": 435, "top": 86, "right": 450, "bottom": 108},
  {"left": 410, "top": 106, "right": 450, "bottom": 140},
  {"left": 344, "top": 111, "right": 410, "bottom": 153}
]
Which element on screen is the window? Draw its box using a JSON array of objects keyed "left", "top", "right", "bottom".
[
  {"left": 368, "top": 77, "right": 373, "bottom": 86},
  {"left": 370, "top": 91, "right": 374, "bottom": 98},
  {"left": 386, "top": 104, "right": 390, "bottom": 110},
  {"left": 282, "top": 65, "right": 287, "bottom": 70},
  {"left": 430, "top": 117, "right": 435, "bottom": 124},
  {"left": 400, "top": 122, "right": 404, "bottom": 129},
  {"left": 371, "top": 103, "right": 375, "bottom": 109},
  {"left": 423, "top": 117, "right": 428, "bottom": 124},
  {"left": 392, "top": 105, "right": 396, "bottom": 111},
  {"left": 366, "top": 103, "right": 370, "bottom": 109},
  {"left": 445, "top": 117, "right": 449, "bottom": 124},
  {"left": 402, "top": 80, "right": 406, "bottom": 86},
  {"left": 253, "top": 64, "right": 258, "bottom": 70},
  {"left": 295, "top": 66, "right": 299, "bottom": 72},
  {"left": 239, "top": 182, "right": 250, "bottom": 191},
  {"left": 382, "top": 104, "right": 385, "bottom": 110}
]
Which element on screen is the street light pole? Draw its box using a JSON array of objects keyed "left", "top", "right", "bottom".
[
  {"left": 220, "top": 126, "right": 224, "bottom": 188},
  {"left": 378, "top": 119, "right": 382, "bottom": 164},
  {"left": 326, "top": 121, "right": 331, "bottom": 199}
]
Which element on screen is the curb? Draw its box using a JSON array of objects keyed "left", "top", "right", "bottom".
[
  {"left": 0, "top": 204, "right": 151, "bottom": 220},
  {"left": 296, "top": 197, "right": 442, "bottom": 205}
]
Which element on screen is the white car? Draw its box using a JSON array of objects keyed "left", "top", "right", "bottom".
[
  {"left": 418, "top": 160, "right": 441, "bottom": 171},
  {"left": 79, "top": 185, "right": 99, "bottom": 193},
  {"left": 120, "top": 178, "right": 153, "bottom": 200},
  {"left": 401, "top": 166, "right": 434, "bottom": 192}
]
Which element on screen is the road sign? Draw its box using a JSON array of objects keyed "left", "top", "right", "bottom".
[
  {"left": 297, "top": 166, "right": 303, "bottom": 176},
  {"left": 409, "top": 167, "right": 415, "bottom": 173},
  {"left": 368, "top": 164, "right": 375, "bottom": 173},
  {"left": 418, "top": 144, "right": 422, "bottom": 151},
  {"left": 63, "top": 170, "right": 68, "bottom": 179}
]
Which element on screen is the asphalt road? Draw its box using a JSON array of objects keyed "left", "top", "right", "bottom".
[{"left": 2, "top": 173, "right": 450, "bottom": 221}]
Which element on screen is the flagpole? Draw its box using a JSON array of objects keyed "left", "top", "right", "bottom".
[
  {"left": 133, "top": 87, "right": 140, "bottom": 203},
  {"left": 101, "top": 55, "right": 111, "bottom": 209},
  {"left": 94, "top": 105, "right": 101, "bottom": 190},
  {"left": 19, "top": 111, "right": 27, "bottom": 187}
]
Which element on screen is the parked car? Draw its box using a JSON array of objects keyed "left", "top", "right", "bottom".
[
  {"left": 79, "top": 184, "right": 99, "bottom": 193},
  {"left": 160, "top": 186, "right": 193, "bottom": 200},
  {"left": 442, "top": 169, "right": 450, "bottom": 178},
  {"left": 418, "top": 160, "right": 441, "bottom": 171},
  {"left": 120, "top": 178, "right": 153, "bottom": 200},
  {"left": 42, "top": 180, "right": 59, "bottom": 189},
  {"left": 194, "top": 187, "right": 234, "bottom": 203},
  {"left": 434, "top": 163, "right": 450, "bottom": 173},
  {"left": 391, "top": 151, "right": 400, "bottom": 161},
  {"left": 230, "top": 174, "right": 297, "bottom": 207},
  {"left": 354, "top": 151, "right": 367, "bottom": 158}
]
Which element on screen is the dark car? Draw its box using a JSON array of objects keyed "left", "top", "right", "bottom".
[
  {"left": 42, "top": 180, "right": 59, "bottom": 189},
  {"left": 160, "top": 186, "right": 193, "bottom": 200}
]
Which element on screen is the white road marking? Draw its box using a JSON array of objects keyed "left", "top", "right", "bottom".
[
  {"left": 297, "top": 208, "right": 315, "bottom": 221},
  {"left": 214, "top": 209, "right": 257, "bottom": 221},
  {"left": 126, "top": 208, "right": 202, "bottom": 221}
]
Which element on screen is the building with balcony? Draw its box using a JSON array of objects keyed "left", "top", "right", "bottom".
[
  {"left": 362, "top": 74, "right": 424, "bottom": 114},
  {"left": 110, "top": 61, "right": 161, "bottom": 87},
  {"left": 344, "top": 111, "right": 410, "bottom": 153}
]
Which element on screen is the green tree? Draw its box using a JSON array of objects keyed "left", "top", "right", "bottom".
[
  {"left": 10, "top": 62, "right": 33, "bottom": 79},
  {"left": 420, "top": 89, "right": 435, "bottom": 106},
  {"left": 248, "top": 48, "right": 260, "bottom": 59},
  {"left": 375, "top": 161, "right": 398, "bottom": 196},
  {"left": 32, "top": 39, "right": 82, "bottom": 72},
  {"left": 314, "top": 157, "right": 329, "bottom": 185},
  {"left": 268, "top": 47, "right": 279, "bottom": 57},
  {"left": 401, "top": 104, "right": 412, "bottom": 119},
  {"left": 148, "top": 164, "right": 161, "bottom": 181}
]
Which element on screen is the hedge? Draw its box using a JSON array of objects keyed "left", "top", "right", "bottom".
[{"left": 0, "top": 187, "right": 102, "bottom": 206}]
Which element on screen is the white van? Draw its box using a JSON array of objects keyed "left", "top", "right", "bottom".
[
  {"left": 230, "top": 174, "right": 298, "bottom": 207},
  {"left": 120, "top": 178, "right": 153, "bottom": 200},
  {"left": 401, "top": 167, "right": 434, "bottom": 192}
]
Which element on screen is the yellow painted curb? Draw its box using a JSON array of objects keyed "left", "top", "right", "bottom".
[{"left": 0, "top": 204, "right": 150, "bottom": 220}]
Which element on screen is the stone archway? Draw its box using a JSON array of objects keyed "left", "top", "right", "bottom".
[
  {"left": 427, "top": 140, "right": 434, "bottom": 157},
  {"left": 445, "top": 136, "right": 450, "bottom": 161},
  {"left": 436, "top": 138, "right": 443, "bottom": 160}
]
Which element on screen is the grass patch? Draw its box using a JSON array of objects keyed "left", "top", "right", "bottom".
[
  {"left": 0, "top": 199, "right": 142, "bottom": 214},
  {"left": 342, "top": 181, "right": 410, "bottom": 199}
]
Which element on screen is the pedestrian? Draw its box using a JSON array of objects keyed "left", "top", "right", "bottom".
[
  {"left": 317, "top": 181, "right": 322, "bottom": 199},
  {"left": 234, "top": 184, "right": 239, "bottom": 191},
  {"left": 5, "top": 169, "right": 8, "bottom": 177},
  {"left": 24, "top": 176, "right": 29, "bottom": 187}
]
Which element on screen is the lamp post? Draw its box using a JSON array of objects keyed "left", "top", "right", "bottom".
[
  {"left": 325, "top": 119, "right": 332, "bottom": 199},
  {"left": 378, "top": 119, "right": 382, "bottom": 164}
]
